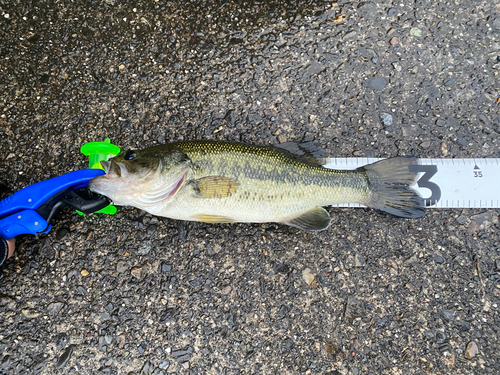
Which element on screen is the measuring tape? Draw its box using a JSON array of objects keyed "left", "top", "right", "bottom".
[{"left": 324, "top": 158, "right": 500, "bottom": 208}]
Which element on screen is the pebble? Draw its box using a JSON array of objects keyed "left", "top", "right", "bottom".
[
  {"left": 171, "top": 346, "right": 193, "bottom": 363},
  {"left": 100, "top": 312, "right": 111, "bottom": 322},
  {"left": 138, "top": 343, "right": 146, "bottom": 355},
  {"left": 392, "top": 62, "right": 402, "bottom": 72},
  {"left": 81, "top": 269, "right": 89, "bottom": 277},
  {"left": 344, "top": 296, "right": 366, "bottom": 319},
  {"left": 364, "top": 77, "right": 387, "bottom": 91},
  {"left": 380, "top": 113, "right": 393, "bottom": 126},
  {"left": 343, "top": 31, "right": 357, "bottom": 40},
  {"left": 468, "top": 212, "right": 492, "bottom": 234},
  {"left": 324, "top": 341, "right": 340, "bottom": 356},
  {"left": 436, "top": 119, "right": 446, "bottom": 127},
  {"left": 410, "top": 27, "right": 422, "bottom": 37},
  {"left": 420, "top": 141, "right": 431, "bottom": 149},
  {"left": 387, "top": 8, "right": 397, "bottom": 17},
  {"left": 274, "top": 263, "right": 292, "bottom": 275},
  {"left": 161, "top": 262, "right": 172, "bottom": 272},
  {"left": 470, "top": 212, "right": 491, "bottom": 225},
  {"left": 116, "top": 260, "right": 128, "bottom": 273},
  {"left": 159, "top": 359, "right": 170, "bottom": 369},
  {"left": 189, "top": 279, "right": 201, "bottom": 287},
  {"left": 441, "top": 142, "right": 448, "bottom": 157},
  {"left": 457, "top": 135, "right": 471, "bottom": 148},
  {"left": 105, "top": 333, "right": 113, "bottom": 344},
  {"left": 359, "top": 48, "right": 378, "bottom": 63},
  {"left": 465, "top": 341, "right": 478, "bottom": 359},
  {"left": 147, "top": 225, "right": 157, "bottom": 235},
  {"left": 389, "top": 37, "right": 399, "bottom": 45},
  {"left": 138, "top": 242, "right": 152, "bottom": 255},
  {"left": 435, "top": 331, "right": 447, "bottom": 344},
  {"left": 56, "top": 227, "right": 69, "bottom": 240},
  {"left": 444, "top": 76, "right": 457, "bottom": 86},
  {"left": 334, "top": 14, "right": 346, "bottom": 23},
  {"left": 56, "top": 345, "right": 74, "bottom": 369},
  {"left": 439, "top": 342, "right": 452, "bottom": 353},
  {"left": 404, "top": 254, "right": 418, "bottom": 266},
  {"left": 22, "top": 308, "right": 40, "bottom": 318},
  {"left": 47, "top": 302, "right": 64, "bottom": 316},
  {"left": 357, "top": 2, "right": 376, "bottom": 18},
  {"left": 441, "top": 309, "right": 454, "bottom": 321},
  {"left": 221, "top": 285, "right": 232, "bottom": 295},
  {"left": 455, "top": 321, "right": 471, "bottom": 332},
  {"left": 131, "top": 266, "right": 144, "bottom": 279},
  {"left": 423, "top": 330, "right": 435, "bottom": 340},
  {"left": 1, "top": 354, "right": 11, "bottom": 368},
  {"left": 302, "top": 267, "right": 317, "bottom": 285},
  {"left": 355, "top": 254, "right": 366, "bottom": 267},
  {"left": 31, "top": 354, "right": 48, "bottom": 373},
  {"left": 434, "top": 256, "right": 444, "bottom": 264},
  {"left": 0, "top": 295, "right": 16, "bottom": 309},
  {"left": 140, "top": 360, "right": 155, "bottom": 374},
  {"left": 492, "top": 17, "right": 500, "bottom": 30}
]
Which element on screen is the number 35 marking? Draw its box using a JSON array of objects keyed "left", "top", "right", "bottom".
[
  {"left": 409, "top": 165, "right": 442, "bottom": 206},
  {"left": 473, "top": 171, "right": 482, "bottom": 178}
]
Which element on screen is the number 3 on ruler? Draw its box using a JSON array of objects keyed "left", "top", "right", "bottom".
[{"left": 409, "top": 165, "right": 442, "bottom": 206}]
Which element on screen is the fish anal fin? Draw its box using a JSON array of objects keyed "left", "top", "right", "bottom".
[
  {"left": 192, "top": 176, "right": 240, "bottom": 199},
  {"left": 193, "top": 214, "right": 236, "bottom": 223},
  {"left": 284, "top": 207, "right": 331, "bottom": 231}
]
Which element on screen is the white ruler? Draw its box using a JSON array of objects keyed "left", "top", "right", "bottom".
[{"left": 324, "top": 158, "right": 500, "bottom": 208}]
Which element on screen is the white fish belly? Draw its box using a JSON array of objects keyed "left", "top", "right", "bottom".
[{"left": 145, "top": 178, "right": 366, "bottom": 223}]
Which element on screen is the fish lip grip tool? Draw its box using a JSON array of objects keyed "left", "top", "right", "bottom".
[
  {"left": 0, "top": 139, "right": 120, "bottom": 239},
  {"left": 0, "top": 169, "right": 111, "bottom": 239},
  {"left": 80, "top": 138, "right": 121, "bottom": 170},
  {"left": 79, "top": 138, "right": 121, "bottom": 215}
]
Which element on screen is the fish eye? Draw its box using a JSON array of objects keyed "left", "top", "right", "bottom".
[{"left": 124, "top": 150, "right": 136, "bottom": 160}]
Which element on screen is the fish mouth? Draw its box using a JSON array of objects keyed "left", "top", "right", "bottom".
[{"left": 101, "top": 160, "right": 126, "bottom": 178}]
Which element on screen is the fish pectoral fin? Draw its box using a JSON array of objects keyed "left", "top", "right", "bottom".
[
  {"left": 284, "top": 207, "right": 331, "bottom": 231},
  {"left": 191, "top": 176, "right": 240, "bottom": 199},
  {"left": 193, "top": 214, "right": 236, "bottom": 223}
]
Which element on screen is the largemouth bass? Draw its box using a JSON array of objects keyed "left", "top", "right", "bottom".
[{"left": 89, "top": 141, "right": 425, "bottom": 231}]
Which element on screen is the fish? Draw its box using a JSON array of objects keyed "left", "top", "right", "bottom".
[{"left": 89, "top": 140, "right": 425, "bottom": 231}]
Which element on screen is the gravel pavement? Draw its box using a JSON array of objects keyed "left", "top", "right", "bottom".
[{"left": 1, "top": 1, "right": 499, "bottom": 374}]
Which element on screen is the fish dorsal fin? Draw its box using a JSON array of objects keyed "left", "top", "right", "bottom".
[
  {"left": 272, "top": 142, "right": 328, "bottom": 167},
  {"left": 192, "top": 176, "right": 240, "bottom": 199},
  {"left": 284, "top": 207, "right": 331, "bottom": 231}
]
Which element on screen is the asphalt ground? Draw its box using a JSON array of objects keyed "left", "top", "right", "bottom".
[{"left": 1, "top": 1, "right": 499, "bottom": 374}]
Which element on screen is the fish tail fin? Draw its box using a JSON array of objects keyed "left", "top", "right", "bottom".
[{"left": 360, "top": 156, "right": 425, "bottom": 219}]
